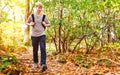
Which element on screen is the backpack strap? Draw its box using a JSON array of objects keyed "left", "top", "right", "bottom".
[
  {"left": 42, "top": 14, "right": 46, "bottom": 30},
  {"left": 31, "top": 14, "right": 35, "bottom": 27},
  {"left": 31, "top": 14, "right": 35, "bottom": 22},
  {"left": 31, "top": 14, "right": 46, "bottom": 30}
]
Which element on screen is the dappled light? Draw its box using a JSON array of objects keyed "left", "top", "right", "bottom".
[{"left": 0, "top": 0, "right": 120, "bottom": 75}]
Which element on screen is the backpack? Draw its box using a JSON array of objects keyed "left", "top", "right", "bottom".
[{"left": 31, "top": 14, "right": 46, "bottom": 30}]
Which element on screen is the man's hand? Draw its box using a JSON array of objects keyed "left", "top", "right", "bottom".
[
  {"left": 42, "top": 21, "right": 50, "bottom": 27},
  {"left": 30, "top": 22, "right": 35, "bottom": 26},
  {"left": 42, "top": 21, "right": 46, "bottom": 26}
]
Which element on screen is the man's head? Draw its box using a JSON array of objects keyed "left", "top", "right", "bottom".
[
  {"left": 36, "top": 2, "right": 43, "bottom": 8},
  {"left": 35, "top": 2, "right": 43, "bottom": 13}
]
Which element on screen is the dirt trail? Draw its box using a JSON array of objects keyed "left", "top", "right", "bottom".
[
  {"left": 16, "top": 47, "right": 120, "bottom": 75},
  {"left": 16, "top": 47, "right": 81, "bottom": 75}
]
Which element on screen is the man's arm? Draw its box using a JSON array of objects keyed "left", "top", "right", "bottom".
[
  {"left": 42, "top": 15, "right": 50, "bottom": 27},
  {"left": 25, "top": 15, "right": 35, "bottom": 26},
  {"left": 42, "top": 22, "right": 50, "bottom": 27}
]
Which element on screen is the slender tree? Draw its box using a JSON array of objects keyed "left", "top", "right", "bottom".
[{"left": 24, "top": 0, "right": 30, "bottom": 45}]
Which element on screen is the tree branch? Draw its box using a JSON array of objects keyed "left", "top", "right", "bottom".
[{"left": 91, "top": 58, "right": 120, "bottom": 66}]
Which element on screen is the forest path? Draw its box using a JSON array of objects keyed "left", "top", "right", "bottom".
[{"left": 16, "top": 47, "right": 80, "bottom": 75}]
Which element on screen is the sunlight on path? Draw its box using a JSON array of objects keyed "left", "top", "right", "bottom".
[
  {"left": 16, "top": 47, "right": 82, "bottom": 75},
  {"left": 16, "top": 47, "right": 120, "bottom": 75}
]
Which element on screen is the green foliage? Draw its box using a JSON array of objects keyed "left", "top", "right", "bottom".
[
  {"left": 43, "top": 0, "right": 120, "bottom": 53},
  {"left": 56, "top": 54, "right": 67, "bottom": 63},
  {"left": 0, "top": 53, "right": 25, "bottom": 75},
  {"left": 0, "top": 21, "right": 27, "bottom": 52},
  {"left": 102, "top": 42, "right": 120, "bottom": 51},
  {"left": 71, "top": 54, "right": 91, "bottom": 68},
  {"left": 56, "top": 56, "right": 67, "bottom": 63},
  {"left": 97, "top": 60, "right": 111, "bottom": 67},
  {"left": 0, "top": 11, "right": 10, "bottom": 23},
  {"left": 0, "top": 53, "right": 17, "bottom": 70},
  {"left": 0, "top": 0, "right": 120, "bottom": 74},
  {"left": 0, "top": 0, "right": 119, "bottom": 52},
  {"left": 0, "top": 0, "right": 25, "bottom": 50},
  {"left": 0, "top": 61, "right": 10, "bottom": 70},
  {"left": 105, "top": 60, "right": 111, "bottom": 66}
]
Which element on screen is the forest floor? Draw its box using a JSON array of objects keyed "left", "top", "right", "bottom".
[{"left": 14, "top": 47, "right": 120, "bottom": 75}]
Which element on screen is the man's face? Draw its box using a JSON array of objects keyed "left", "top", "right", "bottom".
[{"left": 36, "top": 6, "right": 42, "bottom": 13}]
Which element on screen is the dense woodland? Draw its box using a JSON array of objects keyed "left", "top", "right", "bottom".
[{"left": 0, "top": 0, "right": 120, "bottom": 75}]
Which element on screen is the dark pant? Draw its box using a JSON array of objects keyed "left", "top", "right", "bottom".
[{"left": 31, "top": 35, "right": 46, "bottom": 65}]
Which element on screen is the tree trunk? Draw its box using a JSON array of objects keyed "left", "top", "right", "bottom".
[
  {"left": 24, "top": 0, "right": 30, "bottom": 45},
  {"left": 58, "top": 5, "right": 63, "bottom": 52}
]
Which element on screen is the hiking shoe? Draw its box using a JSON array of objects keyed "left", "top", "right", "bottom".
[
  {"left": 40, "top": 65, "right": 47, "bottom": 72},
  {"left": 33, "top": 63, "right": 38, "bottom": 68}
]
